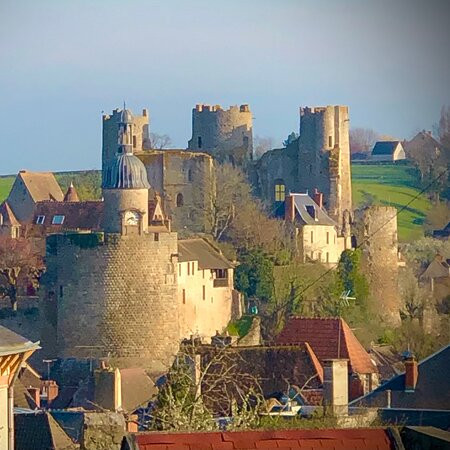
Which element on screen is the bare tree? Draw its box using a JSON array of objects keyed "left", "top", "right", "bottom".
[
  {"left": 349, "top": 127, "right": 379, "bottom": 155},
  {"left": 0, "top": 236, "right": 44, "bottom": 310},
  {"left": 149, "top": 133, "right": 173, "bottom": 150},
  {"left": 253, "top": 135, "right": 275, "bottom": 160}
]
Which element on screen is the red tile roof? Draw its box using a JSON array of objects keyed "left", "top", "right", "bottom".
[
  {"left": 127, "top": 428, "right": 395, "bottom": 449},
  {"left": 275, "top": 317, "right": 377, "bottom": 375}
]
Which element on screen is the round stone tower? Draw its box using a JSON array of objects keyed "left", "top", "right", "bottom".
[
  {"left": 188, "top": 104, "right": 253, "bottom": 164},
  {"left": 42, "top": 109, "right": 180, "bottom": 371},
  {"left": 357, "top": 206, "right": 401, "bottom": 326}
]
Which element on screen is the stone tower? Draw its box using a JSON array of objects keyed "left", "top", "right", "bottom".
[
  {"left": 42, "top": 112, "right": 180, "bottom": 370},
  {"left": 102, "top": 106, "right": 150, "bottom": 185},
  {"left": 188, "top": 104, "right": 253, "bottom": 164},
  {"left": 357, "top": 206, "right": 401, "bottom": 326},
  {"left": 297, "top": 106, "right": 352, "bottom": 229}
]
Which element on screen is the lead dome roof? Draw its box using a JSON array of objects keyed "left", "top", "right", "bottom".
[{"left": 102, "top": 153, "right": 150, "bottom": 189}]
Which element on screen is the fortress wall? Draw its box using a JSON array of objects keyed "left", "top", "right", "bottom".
[
  {"left": 358, "top": 206, "right": 402, "bottom": 326},
  {"left": 188, "top": 104, "right": 253, "bottom": 162},
  {"left": 42, "top": 232, "right": 179, "bottom": 370}
]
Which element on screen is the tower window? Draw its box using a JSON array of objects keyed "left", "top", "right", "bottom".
[
  {"left": 198, "top": 136, "right": 202, "bottom": 148},
  {"left": 243, "top": 136, "right": 249, "bottom": 149},
  {"left": 326, "top": 232, "right": 330, "bottom": 244},
  {"left": 176, "top": 193, "right": 184, "bottom": 207},
  {"left": 187, "top": 169, "right": 193, "bottom": 182},
  {"left": 328, "top": 136, "right": 333, "bottom": 147},
  {"left": 310, "top": 231, "right": 314, "bottom": 243},
  {"left": 182, "top": 289, "right": 186, "bottom": 304},
  {"left": 203, "top": 285, "right": 205, "bottom": 300},
  {"left": 274, "top": 180, "right": 285, "bottom": 202},
  {"left": 133, "top": 135, "right": 137, "bottom": 148}
]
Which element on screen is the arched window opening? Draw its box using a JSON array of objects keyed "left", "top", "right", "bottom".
[
  {"left": 176, "top": 193, "right": 184, "bottom": 207},
  {"left": 274, "top": 179, "right": 285, "bottom": 202}
]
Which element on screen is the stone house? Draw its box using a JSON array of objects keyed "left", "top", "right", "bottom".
[
  {"left": 403, "top": 130, "right": 442, "bottom": 161},
  {"left": 6, "top": 170, "right": 64, "bottom": 223},
  {"left": 275, "top": 317, "right": 379, "bottom": 401},
  {"left": 284, "top": 191, "right": 351, "bottom": 264},
  {"left": 0, "top": 201, "right": 21, "bottom": 238},
  {"left": 177, "top": 238, "right": 239, "bottom": 340},
  {"left": 420, "top": 254, "right": 450, "bottom": 302},
  {"left": 371, "top": 141, "right": 406, "bottom": 162}
]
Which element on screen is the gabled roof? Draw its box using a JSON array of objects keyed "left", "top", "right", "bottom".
[
  {"left": 0, "top": 201, "right": 20, "bottom": 226},
  {"left": 17, "top": 171, "right": 64, "bottom": 202},
  {"left": 420, "top": 256, "right": 450, "bottom": 280},
  {"left": 408, "top": 130, "right": 441, "bottom": 148},
  {"left": 289, "top": 193, "right": 336, "bottom": 226},
  {"left": 15, "top": 411, "right": 78, "bottom": 450},
  {"left": 0, "top": 325, "right": 40, "bottom": 357},
  {"left": 120, "top": 367, "right": 158, "bottom": 412},
  {"left": 275, "top": 317, "right": 377, "bottom": 374},
  {"left": 33, "top": 201, "right": 104, "bottom": 231},
  {"left": 351, "top": 345, "right": 450, "bottom": 410},
  {"left": 126, "top": 428, "right": 396, "bottom": 450},
  {"left": 178, "top": 238, "right": 234, "bottom": 269},
  {"left": 372, "top": 141, "right": 401, "bottom": 156}
]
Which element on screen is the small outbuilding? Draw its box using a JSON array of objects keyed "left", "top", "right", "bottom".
[{"left": 371, "top": 141, "right": 406, "bottom": 162}]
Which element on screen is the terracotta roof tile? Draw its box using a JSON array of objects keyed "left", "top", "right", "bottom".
[
  {"left": 275, "top": 317, "right": 377, "bottom": 375},
  {"left": 129, "top": 428, "right": 395, "bottom": 449},
  {"left": 18, "top": 171, "right": 64, "bottom": 202}
]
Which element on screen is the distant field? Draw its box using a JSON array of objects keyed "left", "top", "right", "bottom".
[
  {"left": 0, "top": 177, "right": 14, "bottom": 202},
  {"left": 352, "top": 163, "right": 431, "bottom": 242}
]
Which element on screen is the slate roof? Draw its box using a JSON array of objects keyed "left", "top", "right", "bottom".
[
  {"left": 18, "top": 171, "right": 64, "bottom": 202},
  {"left": 275, "top": 317, "right": 377, "bottom": 374},
  {"left": 0, "top": 201, "right": 20, "bottom": 226},
  {"left": 290, "top": 193, "right": 336, "bottom": 226},
  {"left": 0, "top": 325, "right": 40, "bottom": 357},
  {"left": 351, "top": 344, "right": 450, "bottom": 410},
  {"left": 32, "top": 201, "right": 104, "bottom": 231},
  {"left": 371, "top": 141, "right": 401, "bottom": 156},
  {"left": 178, "top": 238, "right": 234, "bottom": 269},
  {"left": 15, "top": 411, "right": 78, "bottom": 450},
  {"left": 125, "top": 428, "right": 396, "bottom": 450}
]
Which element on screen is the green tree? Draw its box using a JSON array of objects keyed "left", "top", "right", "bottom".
[{"left": 234, "top": 249, "right": 274, "bottom": 303}]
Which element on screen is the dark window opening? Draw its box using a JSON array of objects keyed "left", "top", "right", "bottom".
[
  {"left": 187, "top": 169, "right": 193, "bottom": 182},
  {"left": 133, "top": 135, "right": 137, "bottom": 148},
  {"left": 328, "top": 135, "right": 332, "bottom": 147},
  {"left": 176, "top": 193, "right": 184, "bottom": 207},
  {"left": 154, "top": 233, "right": 159, "bottom": 241},
  {"left": 203, "top": 285, "right": 205, "bottom": 300},
  {"left": 182, "top": 289, "right": 186, "bottom": 304},
  {"left": 243, "top": 136, "right": 249, "bottom": 149},
  {"left": 198, "top": 136, "right": 202, "bottom": 148},
  {"left": 59, "top": 286, "right": 63, "bottom": 297}
]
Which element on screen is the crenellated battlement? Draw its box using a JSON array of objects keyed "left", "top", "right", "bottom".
[{"left": 194, "top": 104, "right": 251, "bottom": 113}]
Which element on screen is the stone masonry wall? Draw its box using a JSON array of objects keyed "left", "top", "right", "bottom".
[
  {"left": 42, "top": 231, "right": 179, "bottom": 371},
  {"left": 188, "top": 104, "right": 253, "bottom": 163},
  {"left": 357, "top": 206, "right": 401, "bottom": 326}
]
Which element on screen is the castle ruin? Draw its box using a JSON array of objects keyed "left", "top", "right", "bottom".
[{"left": 188, "top": 104, "right": 253, "bottom": 165}]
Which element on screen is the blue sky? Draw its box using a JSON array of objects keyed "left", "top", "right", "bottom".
[{"left": 0, "top": 0, "right": 449, "bottom": 173}]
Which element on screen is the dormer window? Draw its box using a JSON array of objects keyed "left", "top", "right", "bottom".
[
  {"left": 36, "top": 215, "right": 45, "bottom": 225},
  {"left": 52, "top": 215, "right": 65, "bottom": 225},
  {"left": 305, "top": 205, "right": 318, "bottom": 220}
]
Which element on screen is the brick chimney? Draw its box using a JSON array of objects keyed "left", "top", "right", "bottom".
[
  {"left": 285, "top": 194, "right": 295, "bottom": 222},
  {"left": 323, "top": 359, "right": 348, "bottom": 416},
  {"left": 41, "top": 380, "right": 59, "bottom": 405},
  {"left": 313, "top": 188, "right": 323, "bottom": 209},
  {"left": 404, "top": 355, "right": 418, "bottom": 392},
  {"left": 27, "top": 387, "right": 40, "bottom": 408}
]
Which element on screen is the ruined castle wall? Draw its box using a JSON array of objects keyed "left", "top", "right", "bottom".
[
  {"left": 255, "top": 143, "right": 299, "bottom": 201},
  {"left": 42, "top": 232, "right": 179, "bottom": 370},
  {"left": 357, "top": 206, "right": 401, "bottom": 326},
  {"left": 298, "top": 106, "right": 352, "bottom": 225},
  {"left": 102, "top": 109, "right": 150, "bottom": 183},
  {"left": 188, "top": 104, "right": 253, "bottom": 163},
  {"left": 137, "top": 150, "right": 215, "bottom": 233}
]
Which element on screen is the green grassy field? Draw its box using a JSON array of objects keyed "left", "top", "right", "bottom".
[
  {"left": 0, "top": 177, "right": 14, "bottom": 203},
  {"left": 352, "top": 163, "right": 431, "bottom": 242}
]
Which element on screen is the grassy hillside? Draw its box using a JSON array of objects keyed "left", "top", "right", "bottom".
[
  {"left": 352, "top": 163, "right": 431, "bottom": 242},
  {"left": 0, "top": 177, "right": 14, "bottom": 203}
]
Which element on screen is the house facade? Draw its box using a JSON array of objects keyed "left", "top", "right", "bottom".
[{"left": 371, "top": 141, "right": 406, "bottom": 162}]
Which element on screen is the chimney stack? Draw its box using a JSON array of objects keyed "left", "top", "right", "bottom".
[
  {"left": 94, "top": 367, "right": 122, "bottom": 411},
  {"left": 285, "top": 194, "right": 295, "bottom": 222},
  {"left": 313, "top": 188, "right": 323, "bottom": 209},
  {"left": 27, "top": 387, "right": 41, "bottom": 408},
  {"left": 404, "top": 355, "right": 418, "bottom": 392},
  {"left": 323, "top": 359, "right": 348, "bottom": 416}
]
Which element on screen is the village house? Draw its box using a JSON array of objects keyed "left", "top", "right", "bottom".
[
  {"left": 177, "top": 238, "right": 240, "bottom": 340},
  {"left": 275, "top": 317, "right": 379, "bottom": 401},
  {"left": 370, "top": 141, "right": 406, "bottom": 162},
  {"left": 284, "top": 191, "right": 351, "bottom": 264}
]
